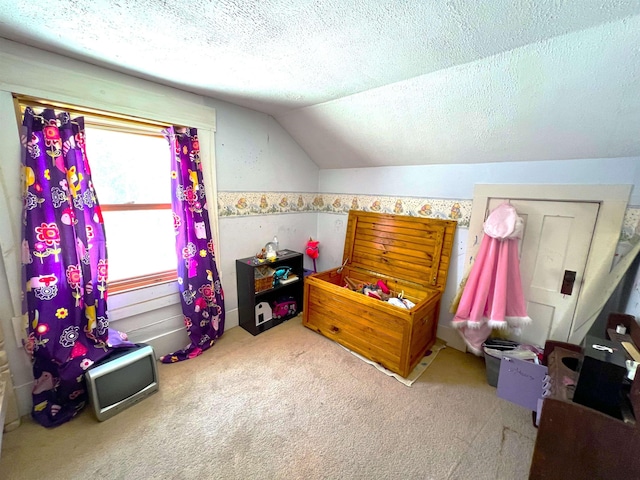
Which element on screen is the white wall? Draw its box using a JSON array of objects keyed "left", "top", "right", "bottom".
[
  {"left": 317, "top": 157, "right": 640, "bottom": 348},
  {"left": 318, "top": 157, "right": 640, "bottom": 204},
  {"left": 210, "top": 99, "right": 320, "bottom": 314},
  {"left": 213, "top": 100, "right": 318, "bottom": 192},
  {"left": 0, "top": 39, "right": 319, "bottom": 416}
]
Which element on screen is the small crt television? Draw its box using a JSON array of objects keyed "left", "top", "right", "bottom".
[{"left": 85, "top": 343, "right": 159, "bottom": 421}]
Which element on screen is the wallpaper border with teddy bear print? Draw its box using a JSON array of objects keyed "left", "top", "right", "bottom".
[
  {"left": 218, "top": 191, "right": 640, "bottom": 241},
  {"left": 218, "top": 192, "right": 472, "bottom": 226}
]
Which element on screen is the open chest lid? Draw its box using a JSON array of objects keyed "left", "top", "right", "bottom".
[{"left": 341, "top": 210, "right": 456, "bottom": 292}]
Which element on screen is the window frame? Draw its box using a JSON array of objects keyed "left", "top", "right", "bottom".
[{"left": 100, "top": 201, "right": 178, "bottom": 294}]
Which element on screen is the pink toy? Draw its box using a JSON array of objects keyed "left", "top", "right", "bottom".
[
  {"left": 377, "top": 280, "right": 390, "bottom": 294},
  {"left": 305, "top": 237, "right": 320, "bottom": 272},
  {"left": 272, "top": 297, "right": 297, "bottom": 319}
]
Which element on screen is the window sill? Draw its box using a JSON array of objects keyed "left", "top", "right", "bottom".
[{"left": 108, "top": 270, "right": 178, "bottom": 296}]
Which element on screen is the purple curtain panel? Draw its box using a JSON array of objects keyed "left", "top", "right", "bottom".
[
  {"left": 21, "top": 107, "right": 116, "bottom": 427},
  {"left": 161, "top": 127, "right": 225, "bottom": 363}
]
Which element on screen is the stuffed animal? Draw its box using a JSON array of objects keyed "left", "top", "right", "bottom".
[
  {"left": 305, "top": 238, "right": 320, "bottom": 272},
  {"left": 272, "top": 267, "right": 292, "bottom": 287}
]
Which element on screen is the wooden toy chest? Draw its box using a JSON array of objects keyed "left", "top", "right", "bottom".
[{"left": 303, "top": 210, "right": 456, "bottom": 378}]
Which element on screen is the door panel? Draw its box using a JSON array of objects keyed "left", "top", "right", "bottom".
[
  {"left": 487, "top": 199, "right": 599, "bottom": 346},
  {"left": 529, "top": 215, "right": 572, "bottom": 291},
  {"left": 524, "top": 302, "right": 556, "bottom": 348}
]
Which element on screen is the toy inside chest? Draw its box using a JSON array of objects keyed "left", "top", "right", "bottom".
[{"left": 314, "top": 264, "right": 433, "bottom": 310}]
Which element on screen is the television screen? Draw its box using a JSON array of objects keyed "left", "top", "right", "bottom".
[{"left": 86, "top": 343, "right": 159, "bottom": 421}]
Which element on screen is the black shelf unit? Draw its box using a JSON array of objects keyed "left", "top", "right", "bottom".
[{"left": 236, "top": 250, "right": 304, "bottom": 336}]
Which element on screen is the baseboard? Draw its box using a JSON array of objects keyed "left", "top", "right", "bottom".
[
  {"left": 13, "top": 378, "right": 34, "bottom": 418},
  {"left": 3, "top": 379, "right": 27, "bottom": 427},
  {"left": 128, "top": 308, "right": 239, "bottom": 358},
  {"left": 225, "top": 309, "right": 239, "bottom": 330},
  {"left": 436, "top": 324, "right": 467, "bottom": 352}
]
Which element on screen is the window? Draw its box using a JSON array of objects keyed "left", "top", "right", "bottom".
[
  {"left": 17, "top": 96, "right": 179, "bottom": 293},
  {"left": 87, "top": 126, "right": 178, "bottom": 292}
]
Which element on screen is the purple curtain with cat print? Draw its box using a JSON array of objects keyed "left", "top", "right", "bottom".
[
  {"left": 21, "top": 107, "right": 130, "bottom": 428},
  {"left": 161, "top": 127, "right": 225, "bottom": 363}
]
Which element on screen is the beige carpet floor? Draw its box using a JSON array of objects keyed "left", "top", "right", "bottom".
[{"left": 0, "top": 316, "right": 537, "bottom": 480}]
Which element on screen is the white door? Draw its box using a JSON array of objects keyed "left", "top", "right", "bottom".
[{"left": 487, "top": 198, "right": 599, "bottom": 347}]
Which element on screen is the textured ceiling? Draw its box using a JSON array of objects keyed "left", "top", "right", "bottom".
[{"left": 1, "top": 1, "right": 640, "bottom": 168}]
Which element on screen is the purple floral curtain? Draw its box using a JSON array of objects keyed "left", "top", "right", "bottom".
[
  {"left": 161, "top": 127, "right": 225, "bottom": 363},
  {"left": 21, "top": 107, "right": 127, "bottom": 427}
]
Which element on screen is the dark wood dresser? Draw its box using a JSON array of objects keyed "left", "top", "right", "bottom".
[{"left": 529, "top": 313, "right": 640, "bottom": 479}]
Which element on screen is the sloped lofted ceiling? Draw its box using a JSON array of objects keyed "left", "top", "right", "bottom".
[{"left": 1, "top": 1, "right": 639, "bottom": 168}]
